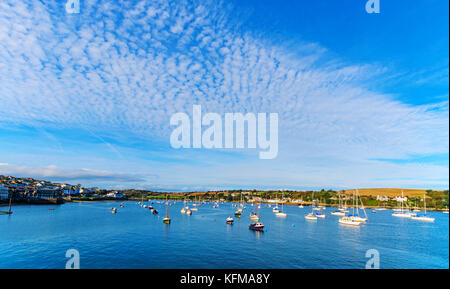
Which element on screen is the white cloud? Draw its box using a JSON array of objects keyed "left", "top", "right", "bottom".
[
  {"left": 0, "top": 163, "right": 146, "bottom": 183},
  {"left": 0, "top": 0, "right": 448, "bottom": 189}
]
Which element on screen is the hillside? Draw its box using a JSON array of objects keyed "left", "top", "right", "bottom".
[{"left": 339, "top": 188, "right": 432, "bottom": 198}]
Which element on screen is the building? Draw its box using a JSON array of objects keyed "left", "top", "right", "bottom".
[
  {"left": 393, "top": 196, "right": 408, "bottom": 202},
  {"left": 377, "top": 195, "right": 390, "bottom": 201},
  {"left": 0, "top": 184, "right": 8, "bottom": 200},
  {"left": 106, "top": 192, "right": 126, "bottom": 199}
]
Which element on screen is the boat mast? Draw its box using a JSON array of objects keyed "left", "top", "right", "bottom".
[
  {"left": 166, "top": 195, "right": 169, "bottom": 217},
  {"left": 424, "top": 194, "right": 427, "bottom": 214}
]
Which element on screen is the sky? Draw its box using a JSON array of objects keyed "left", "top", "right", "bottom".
[{"left": 0, "top": 0, "right": 448, "bottom": 191}]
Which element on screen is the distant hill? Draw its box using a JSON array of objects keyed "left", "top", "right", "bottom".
[{"left": 339, "top": 188, "right": 432, "bottom": 198}]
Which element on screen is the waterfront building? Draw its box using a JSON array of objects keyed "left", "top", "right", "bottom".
[{"left": 0, "top": 184, "right": 8, "bottom": 200}]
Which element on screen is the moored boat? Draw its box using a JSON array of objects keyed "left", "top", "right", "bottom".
[
  {"left": 411, "top": 194, "right": 435, "bottom": 222},
  {"left": 339, "top": 216, "right": 361, "bottom": 226},
  {"left": 305, "top": 213, "right": 317, "bottom": 220},
  {"left": 331, "top": 210, "right": 346, "bottom": 216},
  {"left": 249, "top": 222, "right": 264, "bottom": 231}
]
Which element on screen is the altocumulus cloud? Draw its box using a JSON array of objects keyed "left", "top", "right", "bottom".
[{"left": 0, "top": 0, "right": 448, "bottom": 189}]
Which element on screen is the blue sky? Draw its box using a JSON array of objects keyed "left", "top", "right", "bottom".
[{"left": 0, "top": 0, "right": 448, "bottom": 191}]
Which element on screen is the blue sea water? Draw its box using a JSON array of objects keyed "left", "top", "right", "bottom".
[{"left": 0, "top": 201, "right": 448, "bottom": 269}]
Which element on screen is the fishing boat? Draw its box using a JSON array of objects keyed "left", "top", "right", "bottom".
[
  {"left": 339, "top": 216, "right": 361, "bottom": 226},
  {"left": 411, "top": 194, "right": 435, "bottom": 222},
  {"left": 275, "top": 193, "right": 287, "bottom": 217},
  {"left": 226, "top": 216, "right": 234, "bottom": 224},
  {"left": 249, "top": 222, "right": 264, "bottom": 231},
  {"left": 392, "top": 191, "right": 414, "bottom": 218}
]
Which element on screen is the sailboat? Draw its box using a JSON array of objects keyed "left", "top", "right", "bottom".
[
  {"left": 180, "top": 198, "right": 187, "bottom": 214},
  {"left": 315, "top": 205, "right": 326, "bottom": 218},
  {"left": 411, "top": 194, "right": 435, "bottom": 222},
  {"left": 249, "top": 206, "right": 264, "bottom": 231},
  {"left": 339, "top": 216, "right": 361, "bottom": 226},
  {"left": 191, "top": 196, "right": 198, "bottom": 211},
  {"left": 162, "top": 196, "right": 171, "bottom": 224},
  {"left": 272, "top": 193, "right": 280, "bottom": 213},
  {"left": 392, "top": 191, "right": 414, "bottom": 218},
  {"left": 348, "top": 189, "right": 368, "bottom": 222},
  {"left": 305, "top": 192, "right": 318, "bottom": 220},
  {"left": 250, "top": 200, "right": 260, "bottom": 221},
  {"left": 331, "top": 194, "right": 346, "bottom": 216},
  {"left": 275, "top": 192, "right": 287, "bottom": 217},
  {"left": 226, "top": 216, "right": 234, "bottom": 224},
  {"left": 234, "top": 195, "right": 242, "bottom": 217}
]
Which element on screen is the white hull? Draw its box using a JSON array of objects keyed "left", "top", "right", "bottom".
[
  {"left": 339, "top": 219, "right": 361, "bottom": 226},
  {"left": 392, "top": 212, "right": 413, "bottom": 218},
  {"left": 331, "top": 211, "right": 346, "bottom": 216},
  {"left": 350, "top": 216, "right": 367, "bottom": 223},
  {"left": 411, "top": 216, "right": 435, "bottom": 222},
  {"left": 275, "top": 212, "right": 287, "bottom": 218},
  {"left": 305, "top": 214, "right": 317, "bottom": 220}
]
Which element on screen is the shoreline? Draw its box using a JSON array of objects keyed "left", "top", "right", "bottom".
[{"left": 3, "top": 198, "right": 447, "bottom": 212}]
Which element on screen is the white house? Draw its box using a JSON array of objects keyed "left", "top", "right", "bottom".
[
  {"left": 377, "top": 195, "right": 390, "bottom": 201},
  {"left": 394, "top": 196, "right": 408, "bottom": 202},
  {"left": 106, "top": 192, "right": 126, "bottom": 199}
]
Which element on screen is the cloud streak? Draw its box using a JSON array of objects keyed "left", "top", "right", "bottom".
[{"left": 0, "top": 163, "right": 146, "bottom": 183}]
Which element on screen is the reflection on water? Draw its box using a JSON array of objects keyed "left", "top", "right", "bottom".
[{"left": 0, "top": 200, "right": 448, "bottom": 269}]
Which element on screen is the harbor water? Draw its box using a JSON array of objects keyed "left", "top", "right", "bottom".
[{"left": 0, "top": 201, "right": 448, "bottom": 269}]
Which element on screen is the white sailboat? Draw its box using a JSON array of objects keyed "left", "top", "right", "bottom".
[
  {"left": 339, "top": 216, "right": 361, "bottom": 226},
  {"left": 191, "top": 196, "right": 198, "bottom": 211},
  {"left": 272, "top": 193, "right": 280, "bottom": 213},
  {"left": 392, "top": 191, "right": 414, "bottom": 218},
  {"left": 305, "top": 192, "right": 318, "bottom": 220},
  {"left": 275, "top": 192, "right": 287, "bottom": 217},
  {"left": 348, "top": 189, "right": 368, "bottom": 222},
  {"left": 331, "top": 194, "right": 347, "bottom": 216},
  {"left": 411, "top": 194, "right": 435, "bottom": 222}
]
